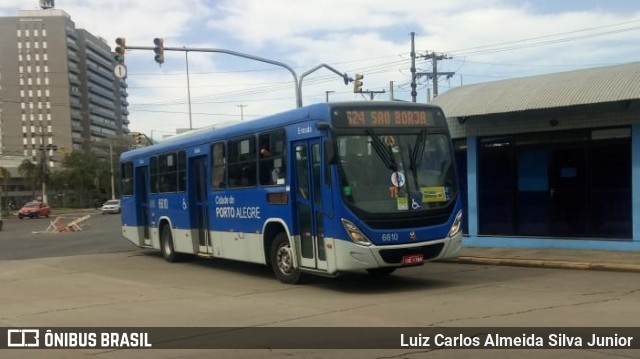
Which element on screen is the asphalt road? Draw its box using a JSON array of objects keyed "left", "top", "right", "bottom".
[
  {"left": 0, "top": 211, "right": 136, "bottom": 260},
  {"left": 1, "top": 213, "right": 639, "bottom": 359}
]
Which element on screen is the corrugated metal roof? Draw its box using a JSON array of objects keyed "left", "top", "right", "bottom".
[{"left": 430, "top": 62, "right": 640, "bottom": 118}]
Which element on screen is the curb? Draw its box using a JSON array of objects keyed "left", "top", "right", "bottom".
[{"left": 444, "top": 256, "right": 640, "bottom": 273}]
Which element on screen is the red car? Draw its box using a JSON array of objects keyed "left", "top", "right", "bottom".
[{"left": 18, "top": 201, "right": 51, "bottom": 219}]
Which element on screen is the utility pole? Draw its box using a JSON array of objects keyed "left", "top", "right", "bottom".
[
  {"left": 110, "top": 143, "right": 115, "bottom": 200},
  {"left": 325, "top": 91, "right": 334, "bottom": 102},
  {"left": 360, "top": 89, "right": 386, "bottom": 100},
  {"left": 38, "top": 124, "right": 55, "bottom": 204},
  {"left": 421, "top": 51, "right": 455, "bottom": 98},
  {"left": 236, "top": 104, "right": 248, "bottom": 121},
  {"left": 389, "top": 81, "right": 395, "bottom": 101},
  {"left": 410, "top": 32, "right": 417, "bottom": 103}
]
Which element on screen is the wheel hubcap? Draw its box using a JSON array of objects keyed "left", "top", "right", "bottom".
[{"left": 276, "top": 244, "right": 293, "bottom": 275}]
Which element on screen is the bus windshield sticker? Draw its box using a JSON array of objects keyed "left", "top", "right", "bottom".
[
  {"left": 420, "top": 186, "right": 447, "bottom": 203},
  {"left": 390, "top": 171, "right": 405, "bottom": 188},
  {"left": 411, "top": 197, "right": 422, "bottom": 210},
  {"left": 396, "top": 197, "right": 408, "bottom": 210}
]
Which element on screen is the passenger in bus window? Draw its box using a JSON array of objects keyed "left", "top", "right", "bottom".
[
  {"left": 260, "top": 143, "right": 275, "bottom": 185},
  {"left": 260, "top": 143, "right": 272, "bottom": 158}
]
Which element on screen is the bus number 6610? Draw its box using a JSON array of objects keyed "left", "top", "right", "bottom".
[{"left": 381, "top": 233, "right": 399, "bottom": 242}]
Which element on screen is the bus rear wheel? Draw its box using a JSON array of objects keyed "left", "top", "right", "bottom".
[
  {"left": 366, "top": 267, "right": 396, "bottom": 277},
  {"left": 160, "top": 225, "right": 180, "bottom": 263},
  {"left": 270, "top": 233, "right": 302, "bottom": 284}
]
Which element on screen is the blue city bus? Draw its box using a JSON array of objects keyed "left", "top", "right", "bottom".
[{"left": 120, "top": 101, "right": 463, "bottom": 284}]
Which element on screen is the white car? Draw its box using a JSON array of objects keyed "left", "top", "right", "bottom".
[{"left": 100, "top": 199, "right": 121, "bottom": 214}]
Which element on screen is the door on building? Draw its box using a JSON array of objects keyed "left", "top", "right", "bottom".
[
  {"left": 549, "top": 145, "right": 588, "bottom": 236},
  {"left": 516, "top": 147, "right": 550, "bottom": 236}
]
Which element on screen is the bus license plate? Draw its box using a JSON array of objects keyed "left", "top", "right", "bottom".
[{"left": 402, "top": 254, "right": 424, "bottom": 266}]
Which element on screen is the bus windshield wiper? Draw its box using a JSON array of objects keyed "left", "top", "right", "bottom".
[
  {"left": 410, "top": 130, "right": 427, "bottom": 172},
  {"left": 367, "top": 129, "right": 397, "bottom": 171},
  {"left": 408, "top": 131, "right": 427, "bottom": 191}
]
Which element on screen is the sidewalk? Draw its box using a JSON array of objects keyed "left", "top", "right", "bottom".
[{"left": 446, "top": 247, "right": 640, "bottom": 273}]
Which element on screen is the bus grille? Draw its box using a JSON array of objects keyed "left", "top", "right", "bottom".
[
  {"left": 379, "top": 243, "right": 445, "bottom": 264},
  {"left": 362, "top": 211, "right": 450, "bottom": 229}
]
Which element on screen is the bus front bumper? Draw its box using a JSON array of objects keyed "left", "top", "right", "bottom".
[{"left": 331, "top": 230, "right": 463, "bottom": 272}]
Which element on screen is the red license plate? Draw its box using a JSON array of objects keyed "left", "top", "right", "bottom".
[{"left": 402, "top": 254, "right": 424, "bottom": 266}]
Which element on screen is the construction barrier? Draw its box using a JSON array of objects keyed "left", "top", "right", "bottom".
[{"left": 34, "top": 214, "right": 92, "bottom": 234}]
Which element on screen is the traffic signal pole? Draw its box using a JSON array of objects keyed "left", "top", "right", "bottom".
[
  {"left": 123, "top": 45, "right": 354, "bottom": 108},
  {"left": 125, "top": 45, "right": 302, "bottom": 107}
]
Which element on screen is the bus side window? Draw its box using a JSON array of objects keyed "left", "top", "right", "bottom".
[
  {"left": 259, "top": 130, "right": 286, "bottom": 186},
  {"left": 150, "top": 156, "right": 159, "bottom": 193},
  {"left": 228, "top": 137, "right": 256, "bottom": 188},
  {"left": 211, "top": 142, "right": 226, "bottom": 189}
]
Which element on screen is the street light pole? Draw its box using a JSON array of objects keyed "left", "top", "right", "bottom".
[
  {"left": 124, "top": 45, "right": 354, "bottom": 108},
  {"left": 299, "top": 64, "right": 352, "bottom": 103},
  {"left": 185, "top": 48, "right": 193, "bottom": 130}
]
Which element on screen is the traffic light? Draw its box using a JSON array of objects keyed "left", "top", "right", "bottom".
[
  {"left": 153, "top": 37, "right": 164, "bottom": 64},
  {"left": 114, "top": 37, "right": 126, "bottom": 64},
  {"left": 132, "top": 132, "right": 142, "bottom": 145},
  {"left": 353, "top": 73, "right": 363, "bottom": 93}
]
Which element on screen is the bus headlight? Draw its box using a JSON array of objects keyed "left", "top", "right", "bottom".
[
  {"left": 448, "top": 211, "right": 463, "bottom": 238},
  {"left": 341, "top": 219, "right": 373, "bottom": 247}
]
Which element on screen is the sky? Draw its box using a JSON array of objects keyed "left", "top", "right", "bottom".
[{"left": 1, "top": 0, "right": 640, "bottom": 140}]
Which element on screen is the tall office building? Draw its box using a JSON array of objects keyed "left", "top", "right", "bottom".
[
  {"left": 0, "top": 9, "right": 129, "bottom": 169},
  {"left": 0, "top": 8, "right": 128, "bottom": 201}
]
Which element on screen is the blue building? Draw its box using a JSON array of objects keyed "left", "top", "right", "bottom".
[{"left": 431, "top": 62, "right": 640, "bottom": 252}]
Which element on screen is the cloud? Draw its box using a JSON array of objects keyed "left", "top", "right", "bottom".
[{"left": 2, "top": 0, "right": 640, "bottom": 138}]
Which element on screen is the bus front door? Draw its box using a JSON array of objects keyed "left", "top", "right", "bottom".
[
  {"left": 190, "top": 155, "right": 211, "bottom": 254},
  {"left": 293, "top": 139, "right": 329, "bottom": 271},
  {"left": 135, "top": 165, "right": 151, "bottom": 246}
]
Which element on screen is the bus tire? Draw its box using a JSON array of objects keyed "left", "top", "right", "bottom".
[
  {"left": 270, "top": 233, "right": 302, "bottom": 284},
  {"left": 160, "top": 225, "right": 180, "bottom": 263},
  {"left": 366, "top": 267, "right": 396, "bottom": 277}
]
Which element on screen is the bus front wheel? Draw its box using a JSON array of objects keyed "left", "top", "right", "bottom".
[
  {"left": 270, "top": 233, "right": 302, "bottom": 284},
  {"left": 160, "top": 225, "right": 180, "bottom": 263}
]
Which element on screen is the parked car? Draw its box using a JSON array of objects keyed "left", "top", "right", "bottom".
[
  {"left": 101, "top": 199, "right": 121, "bottom": 214},
  {"left": 18, "top": 201, "right": 50, "bottom": 219}
]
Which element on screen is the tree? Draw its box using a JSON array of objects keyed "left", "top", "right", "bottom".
[
  {"left": 0, "top": 166, "right": 10, "bottom": 210},
  {"left": 18, "top": 159, "right": 40, "bottom": 199}
]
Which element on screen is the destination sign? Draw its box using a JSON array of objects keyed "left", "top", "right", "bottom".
[{"left": 332, "top": 108, "right": 446, "bottom": 128}]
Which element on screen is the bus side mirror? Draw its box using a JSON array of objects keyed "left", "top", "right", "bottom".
[
  {"left": 316, "top": 122, "right": 332, "bottom": 131},
  {"left": 324, "top": 138, "right": 337, "bottom": 165}
]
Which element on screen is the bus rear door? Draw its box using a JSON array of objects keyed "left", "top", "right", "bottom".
[
  {"left": 190, "top": 155, "right": 211, "bottom": 254},
  {"left": 135, "top": 165, "right": 151, "bottom": 245},
  {"left": 293, "top": 138, "right": 331, "bottom": 271}
]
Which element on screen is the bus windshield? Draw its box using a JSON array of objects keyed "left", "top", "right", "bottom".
[{"left": 337, "top": 131, "right": 457, "bottom": 214}]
